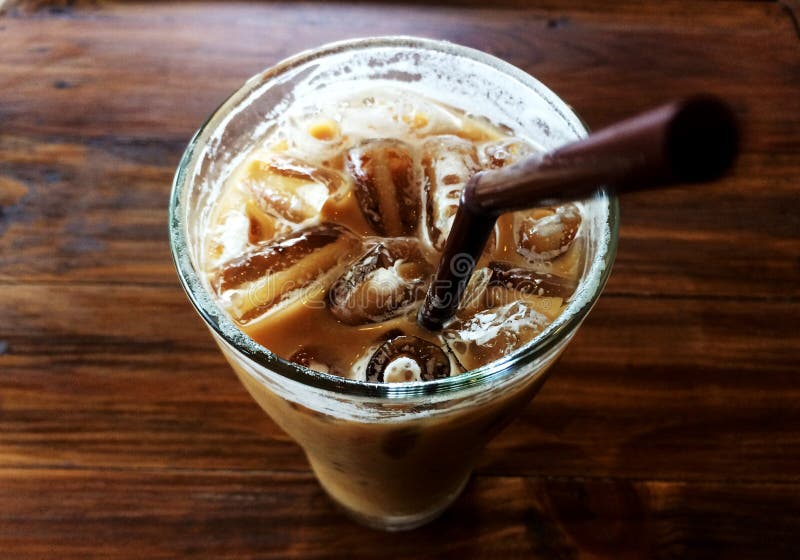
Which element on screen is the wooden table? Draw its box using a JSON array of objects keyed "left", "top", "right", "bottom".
[{"left": 2, "top": 1, "right": 799, "bottom": 557}]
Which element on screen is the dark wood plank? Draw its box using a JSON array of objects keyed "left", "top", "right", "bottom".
[
  {"left": 2, "top": 286, "right": 798, "bottom": 481},
  {"left": 1, "top": 2, "right": 797, "bottom": 150},
  {"left": 0, "top": 134, "right": 175, "bottom": 285},
  {"left": 1, "top": 469, "right": 799, "bottom": 559}
]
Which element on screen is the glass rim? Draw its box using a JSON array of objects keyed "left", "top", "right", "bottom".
[{"left": 169, "top": 35, "right": 619, "bottom": 400}]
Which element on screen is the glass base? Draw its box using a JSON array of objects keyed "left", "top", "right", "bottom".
[{"left": 323, "top": 474, "right": 471, "bottom": 532}]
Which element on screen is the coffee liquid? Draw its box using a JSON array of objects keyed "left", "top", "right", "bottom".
[{"left": 203, "top": 87, "right": 585, "bottom": 382}]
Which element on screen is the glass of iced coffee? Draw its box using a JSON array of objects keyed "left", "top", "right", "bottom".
[{"left": 169, "top": 37, "right": 618, "bottom": 531}]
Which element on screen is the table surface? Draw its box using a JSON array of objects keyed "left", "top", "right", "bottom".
[{"left": 1, "top": 1, "right": 799, "bottom": 558}]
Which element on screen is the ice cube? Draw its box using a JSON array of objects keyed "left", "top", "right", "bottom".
[
  {"left": 245, "top": 200, "right": 281, "bottom": 244},
  {"left": 422, "top": 135, "right": 480, "bottom": 250},
  {"left": 457, "top": 266, "right": 492, "bottom": 317},
  {"left": 345, "top": 139, "right": 421, "bottom": 237},
  {"left": 480, "top": 138, "right": 536, "bottom": 169},
  {"left": 246, "top": 154, "right": 346, "bottom": 224},
  {"left": 327, "top": 238, "right": 432, "bottom": 325},
  {"left": 443, "top": 301, "right": 550, "bottom": 371},
  {"left": 488, "top": 261, "right": 577, "bottom": 299},
  {"left": 484, "top": 287, "right": 564, "bottom": 322},
  {"left": 206, "top": 210, "right": 251, "bottom": 267},
  {"left": 214, "top": 223, "right": 361, "bottom": 323},
  {"left": 365, "top": 335, "right": 450, "bottom": 383},
  {"left": 516, "top": 203, "right": 582, "bottom": 261},
  {"left": 347, "top": 328, "right": 407, "bottom": 382}
]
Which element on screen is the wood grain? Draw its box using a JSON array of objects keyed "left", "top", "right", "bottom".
[
  {"left": 1, "top": 1, "right": 799, "bottom": 558},
  {"left": 0, "top": 2, "right": 796, "bottom": 148},
  {"left": 1, "top": 470, "right": 799, "bottom": 559}
]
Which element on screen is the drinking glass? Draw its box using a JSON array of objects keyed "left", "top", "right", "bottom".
[{"left": 169, "top": 36, "right": 618, "bottom": 531}]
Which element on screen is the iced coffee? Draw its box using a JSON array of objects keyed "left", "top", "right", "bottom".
[
  {"left": 203, "top": 87, "right": 586, "bottom": 381},
  {"left": 195, "top": 84, "right": 590, "bottom": 529}
]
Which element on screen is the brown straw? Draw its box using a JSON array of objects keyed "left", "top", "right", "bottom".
[{"left": 418, "top": 95, "right": 739, "bottom": 330}]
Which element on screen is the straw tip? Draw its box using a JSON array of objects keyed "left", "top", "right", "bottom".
[
  {"left": 417, "top": 306, "right": 444, "bottom": 332},
  {"left": 668, "top": 95, "right": 740, "bottom": 183}
]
